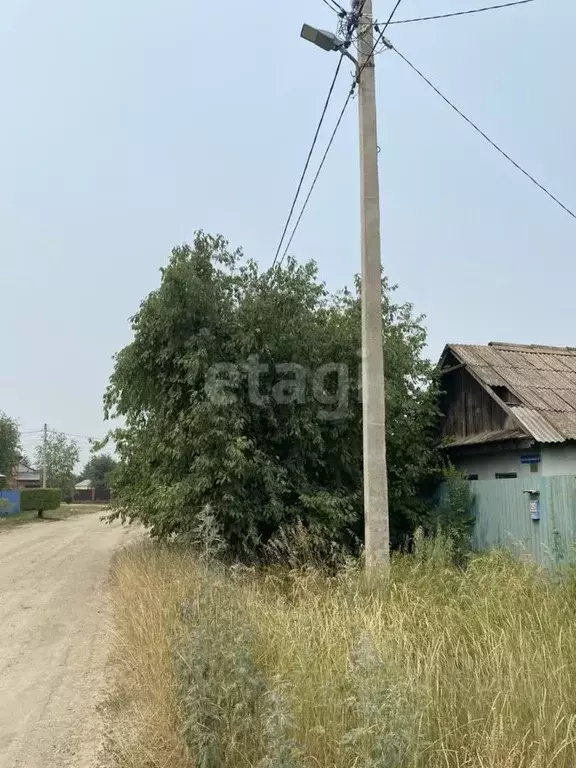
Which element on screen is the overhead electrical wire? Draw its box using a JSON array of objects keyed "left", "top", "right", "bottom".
[
  {"left": 280, "top": 85, "right": 357, "bottom": 264},
  {"left": 320, "top": 0, "right": 347, "bottom": 15},
  {"left": 271, "top": 54, "right": 345, "bottom": 269},
  {"left": 392, "top": 45, "right": 576, "bottom": 222},
  {"left": 276, "top": 0, "right": 405, "bottom": 267},
  {"left": 356, "top": 0, "right": 403, "bottom": 83},
  {"left": 389, "top": 0, "right": 534, "bottom": 25}
]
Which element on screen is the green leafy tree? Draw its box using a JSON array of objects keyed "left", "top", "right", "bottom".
[
  {"left": 34, "top": 432, "right": 80, "bottom": 497},
  {"left": 0, "top": 412, "right": 20, "bottom": 483},
  {"left": 79, "top": 454, "right": 118, "bottom": 493},
  {"left": 104, "top": 232, "right": 439, "bottom": 558}
]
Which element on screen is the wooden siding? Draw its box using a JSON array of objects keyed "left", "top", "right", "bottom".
[{"left": 442, "top": 367, "right": 509, "bottom": 439}]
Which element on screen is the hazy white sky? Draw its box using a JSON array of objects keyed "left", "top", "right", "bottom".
[{"left": 1, "top": 0, "right": 574, "bottom": 464}]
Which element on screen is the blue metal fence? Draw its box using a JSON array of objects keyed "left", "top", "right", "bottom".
[
  {"left": 470, "top": 476, "right": 576, "bottom": 564},
  {"left": 0, "top": 490, "right": 21, "bottom": 516}
]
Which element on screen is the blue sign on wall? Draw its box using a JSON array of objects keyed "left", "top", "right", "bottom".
[{"left": 521, "top": 455, "right": 541, "bottom": 465}]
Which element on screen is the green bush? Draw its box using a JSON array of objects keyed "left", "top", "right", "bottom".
[
  {"left": 430, "top": 466, "right": 476, "bottom": 561},
  {"left": 21, "top": 488, "right": 62, "bottom": 514}
]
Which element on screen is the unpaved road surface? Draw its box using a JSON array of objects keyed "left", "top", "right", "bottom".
[{"left": 0, "top": 513, "right": 133, "bottom": 768}]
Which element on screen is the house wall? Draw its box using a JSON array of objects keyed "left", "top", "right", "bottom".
[
  {"left": 453, "top": 444, "right": 576, "bottom": 481},
  {"left": 452, "top": 449, "right": 541, "bottom": 481},
  {"left": 541, "top": 445, "right": 576, "bottom": 476},
  {"left": 442, "top": 367, "right": 509, "bottom": 440}
]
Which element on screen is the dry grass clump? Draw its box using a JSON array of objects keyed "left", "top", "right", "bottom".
[{"left": 105, "top": 538, "right": 576, "bottom": 767}]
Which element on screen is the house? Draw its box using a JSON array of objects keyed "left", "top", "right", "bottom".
[
  {"left": 11, "top": 461, "right": 41, "bottom": 489},
  {"left": 439, "top": 342, "right": 576, "bottom": 562},
  {"left": 73, "top": 478, "right": 96, "bottom": 503},
  {"left": 74, "top": 479, "right": 93, "bottom": 492}
]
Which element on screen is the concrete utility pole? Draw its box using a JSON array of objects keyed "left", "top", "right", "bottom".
[
  {"left": 357, "top": 0, "right": 390, "bottom": 569},
  {"left": 42, "top": 423, "right": 47, "bottom": 489},
  {"left": 300, "top": 3, "right": 390, "bottom": 568}
]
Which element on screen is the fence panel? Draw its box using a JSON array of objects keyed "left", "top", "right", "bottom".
[
  {"left": 470, "top": 476, "right": 576, "bottom": 564},
  {"left": 0, "top": 490, "right": 21, "bottom": 516}
]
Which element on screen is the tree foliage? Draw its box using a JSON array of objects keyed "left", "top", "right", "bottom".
[
  {"left": 432, "top": 466, "right": 476, "bottom": 560},
  {"left": 105, "top": 232, "right": 439, "bottom": 558},
  {"left": 34, "top": 432, "right": 80, "bottom": 497},
  {"left": 0, "top": 411, "right": 20, "bottom": 481},
  {"left": 79, "top": 453, "right": 118, "bottom": 493}
]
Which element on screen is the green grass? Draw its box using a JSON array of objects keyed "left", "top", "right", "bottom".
[
  {"left": 105, "top": 540, "right": 576, "bottom": 768},
  {"left": 0, "top": 503, "right": 106, "bottom": 529}
]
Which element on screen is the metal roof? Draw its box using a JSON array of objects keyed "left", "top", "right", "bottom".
[
  {"left": 447, "top": 342, "right": 576, "bottom": 443},
  {"left": 446, "top": 428, "right": 529, "bottom": 447}
]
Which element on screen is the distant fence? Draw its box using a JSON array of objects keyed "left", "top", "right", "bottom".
[
  {"left": 468, "top": 475, "right": 576, "bottom": 565},
  {"left": 72, "top": 489, "right": 111, "bottom": 503},
  {"left": 0, "top": 490, "right": 21, "bottom": 516}
]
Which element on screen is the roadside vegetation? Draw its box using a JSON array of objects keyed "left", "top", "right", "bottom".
[
  {"left": 102, "top": 233, "right": 573, "bottom": 767},
  {"left": 105, "top": 538, "right": 576, "bottom": 768},
  {"left": 104, "top": 232, "right": 440, "bottom": 556}
]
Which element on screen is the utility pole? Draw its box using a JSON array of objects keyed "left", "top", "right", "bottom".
[
  {"left": 42, "top": 423, "right": 47, "bottom": 489},
  {"left": 357, "top": 0, "right": 390, "bottom": 569},
  {"left": 300, "top": 7, "right": 391, "bottom": 568}
]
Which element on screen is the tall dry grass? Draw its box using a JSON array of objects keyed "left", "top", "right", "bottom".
[{"left": 105, "top": 539, "right": 576, "bottom": 768}]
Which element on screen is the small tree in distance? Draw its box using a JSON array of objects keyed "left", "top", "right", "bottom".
[
  {"left": 34, "top": 432, "right": 80, "bottom": 499},
  {"left": 79, "top": 454, "right": 118, "bottom": 494},
  {"left": 0, "top": 411, "right": 20, "bottom": 483}
]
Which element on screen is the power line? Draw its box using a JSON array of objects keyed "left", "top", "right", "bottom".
[
  {"left": 392, "top": 45, "right": 576, "bottom": 222},
  {"left": 389, "top": 0, "right": 534, "bottom": 25},
  {"left": 356, "top": 0, "right": 403, "bottom": 83},
  {"left": 279, "top": 83, "right": 356, "bottom": 265},
  {"left": 277, "top": 1, "right": 404, "bottom": 263},
  {"left": 271, "top": 55, "right": 345, "bottom": 269},
  {"left": 54, "top": 431, "right": 99, "bottom": 441},
  {"left": 320, "top": 0, "right": 347, "bottom": 15}
]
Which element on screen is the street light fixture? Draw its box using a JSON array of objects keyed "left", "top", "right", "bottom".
[{"left": 300, "top": 24, "right": 358, "bottom": 65}]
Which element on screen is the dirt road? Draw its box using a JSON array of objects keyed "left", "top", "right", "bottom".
[{"left": 0, "top": 513, "right": 133, "bottom": 768}]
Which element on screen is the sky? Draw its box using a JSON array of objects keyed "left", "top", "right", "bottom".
[{"left": 0, "top": 0, "right": 574, "bottom": 465}]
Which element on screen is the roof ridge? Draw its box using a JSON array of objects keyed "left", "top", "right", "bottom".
[{"left": 488, "top": 342, "right": 576, "bottom": 353}]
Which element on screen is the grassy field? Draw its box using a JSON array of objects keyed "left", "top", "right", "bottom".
[
  {"left": 0, "top": 503, "right": 107, "bottom": 529},
  {"left": 105, "top": 539, "right": 576, "bottom": 768}
]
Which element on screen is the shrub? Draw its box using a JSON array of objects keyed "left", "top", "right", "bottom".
[
  {"left": 431, "top": 466, "right": 475, "bottom": 560},
  {"left": 21, "top": 488, "right": 61, "bottom": 517}
]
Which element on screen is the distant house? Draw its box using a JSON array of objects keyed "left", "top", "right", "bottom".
[
  {"left": 439, "top": 342, "right": 576, "bottom": 562},
  {"left": 73, "top": 478, "right": 96, "bottom": 503},
  {"left": 11, "top": 461, "right": 41, "bottom": 489},
  {"left": 74, "top": 479, "right": 93, "bottom": 492}
]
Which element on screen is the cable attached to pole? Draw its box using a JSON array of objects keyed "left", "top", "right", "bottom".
[
  {"left": 393, "top": 45, "right": 576, "bottom": 222},
  {"left": 279, "top": 83, "right": 357, "bottom": 266},
  {"left": 271, "top": 55, "right": 345, "bottom": 269},
  {"left": 389, "top": 0, "right": 534, "bottom": 25}
]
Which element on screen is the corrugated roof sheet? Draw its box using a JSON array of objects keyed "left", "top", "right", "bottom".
[
  {"left": 446, "top": 429, "right": 529, "bottom": 447},
  {"left": 449, "top": 343, "right": 576, "bottom": 443}
]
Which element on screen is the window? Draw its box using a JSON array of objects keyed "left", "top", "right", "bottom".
[
  {"left": 530, "top": 462, "right": 539, "bottom": 474},
  {"left": 491, "top": 386, "right": 522, "bottom": 406},
  {"left": 467, "top": 474, "right": 479, "bottom": 481},
  {"left": 495, "top": 472, "right": 517, "bottom": 480}
]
